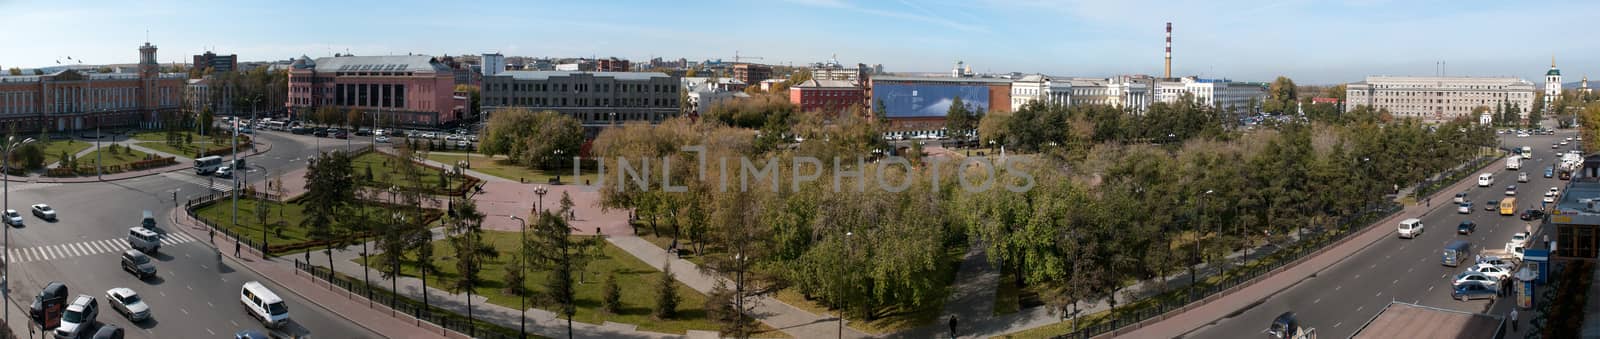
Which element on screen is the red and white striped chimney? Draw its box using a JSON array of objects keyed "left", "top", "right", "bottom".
[{"left": 1164, "top": 22, "right": 1172, "bottom": 79}]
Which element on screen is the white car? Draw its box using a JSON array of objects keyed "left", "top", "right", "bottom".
[
  {"left": 3, "top": 209, "right": 21, "bottom": 227},
  {"left": 30, "top": 204, "right": 55, "bottom": 221},
  {"left": 421, "top": 132, "right": 436, "bottom": 139},
  {"left": 106, "top": 287, "right": 150, "bottom": 322},
  {"left": 1566, "top": 137, "right": 1574, "bottom": 142},
  {"left": 1466, "top": 263, "right": 1512, "bottom": 280},
  {"left": 1505, "top": 185, "right": 1517, "bottom": 196},
  {"left": 1550, "top": 187, "right": 1561, "bottom": 195},
  {"left": 1457, "top": 202, "right": 1472, "bottom": 214},
  {"left": 1453, "top": 271, "right": 1499, "bottom": 288},
  {"left": 1517, "top": 133, "right": 1529, "bottom": 137},
  {"left": 55, "top": 294, "right": 98, "bottom": 339},
  {"left": 1510, "top": 232, "right": 1530, "bottom": 249},
  {"left": 1545, "top": 191, "right": 1557, "bottom": 203},
  {"left": 1477, "top": 256, "right": 1518, "bottom": 271},
  {"left": 374, "top": 136, "right": 391, "bottom": 143}
]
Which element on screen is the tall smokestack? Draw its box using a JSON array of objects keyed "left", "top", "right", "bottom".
[{"left": 1164, "top": 22, "right": 1172, "bottom": 79}]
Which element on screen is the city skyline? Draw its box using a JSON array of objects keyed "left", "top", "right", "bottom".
[{"left": 3, "top": 0, "right": 1599, "bottom": 84}]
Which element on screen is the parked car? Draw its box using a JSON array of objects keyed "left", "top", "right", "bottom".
[
  {"left": 1453, "top": 271, "right": 1499, "bottom": 287},
  {"left": 1457, "top": 221, "right": 1477, "bottom": 234},
  {"left": 31, "top": 204, "right": 56, "bottom": 221},
  {"left": 104, "top": 288, "right": 149, "bottom": 322},
  {"left": 1510, "top": 232, "right": 1530, "bottom": 249},
  {"left": 4, "top": 209, "right": 22, "bottom": 227},
  {"left": 235, "top": 330, "right": 270, "bottom": 339},
  {"left": 374, "top": 136, "right": 390, "bottom": 143},
  {"left": 1452, "top": 281, "right": 1497, "bottom": 301},
  {"left": 90, "top": 325, "right": 123, "bottom": 339},
  {"left": 1521, "top": 209, "right": 1546, "bottom": 221},
  {"left": 311, "top": 129, "right": 329, "bottom": 137}
]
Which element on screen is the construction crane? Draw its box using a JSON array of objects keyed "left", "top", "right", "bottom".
[{"left": 713, "top": 51, "right": 764, "bottom": 64}]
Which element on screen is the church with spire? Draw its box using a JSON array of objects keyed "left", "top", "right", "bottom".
[{"left": 1546, "top": 56, "right": 1562, "bottom": 108}]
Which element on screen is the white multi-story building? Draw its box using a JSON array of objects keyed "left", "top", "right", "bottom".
[
  {"left": 1011, "top": 74, "right": 1071, "bottom": 108},
  {"left": 1068, "top": 76, "right": 1152, "bottom": 114},
  {"left": 481, "top": 53, "right": 505, "bottom": 77},
  {"left": 1344, "top": 76, "right": 1535, "bottom": 122},
  {"left": 1546, "top": 58, "right": 1562, "bottom": 107},
  {"left": 1154, "top": 76, "right": 1266, "bottom": 113}
]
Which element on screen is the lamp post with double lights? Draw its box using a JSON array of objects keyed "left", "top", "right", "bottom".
[
  {"left": 1, "top": 135, "right": 34, "bottom": 331},
  {"left": 534, "top": 185, "right": 549, "bottom": 217}
]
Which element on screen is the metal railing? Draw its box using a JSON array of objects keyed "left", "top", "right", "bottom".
[{"left": 291, "top": 260, "right": 523, "bottom": 339}]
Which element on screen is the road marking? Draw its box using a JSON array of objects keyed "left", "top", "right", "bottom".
[
  {"left": 1429, "top": 285, "right": 1435, "bottom": 292},
  {"left": 181, "top": 308, "right": 189, "bottom": 315},
  {"left": 1355, "top": 274, "right": 1361, "bottom": 279},
  {"left": 205, "top": 328, "right": 214, "bottom": 336},
  {"left": 1335, "top": 285, "right": 1342, "bottom": 290},
  {"left": 1393, "top": 279, "right": 1399, "bottom": 285},
  {"left": 1313, "top": 298, "right": 1321, "bottom": 304},
  {"left": 1356, "top": 305, "right": 1364, "bottom": 312},
  {"left": 1408, "top": 267, "right": 1414, "bottom": 273},
  {"left": 207, "top": 301, "right": 214, "bottom": 308},
  {"left": 1376, "top": 291, "right": 1382, "bottom": 297},
  {"left": 11, "top": 235, "right": 196, "bottom": 264},
  {"left": 1334, "top": 322, "right": 1343, "bottom": 328},
  {"left": 231, "top": 320, "right": 239, "bottom": 327}
]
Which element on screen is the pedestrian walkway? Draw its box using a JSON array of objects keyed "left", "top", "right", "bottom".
[
  {"left": 7, "top": 232, "right": 197, "bottom": 264},
  {"left": 936, "top": 243, "right": 997, "bottom": 330}
]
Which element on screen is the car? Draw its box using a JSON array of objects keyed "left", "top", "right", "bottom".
[
  {"left": 3, "top": 209, "right": 22, "bottom": 227},
  {"left": 1398, "top": 218, "right": 1424, "bottom": 238},
  {"left": 468, "top": 135, "right": 479, "bottom": 142},
  {"left": 334, "top": 131, "right": 349, "bottom": 139},
  {"left": 1484, "top": 199, "right": 1499, "bottom": 211},
  {"left": 1511, "top": 232, "right": 1530, "bottom": 248},
  {"left": 1550, "top": 187, "right": 1560, "bottom": 195},
  {"left": 311, "top": 128, "right": 329, "bottom": 137},
  {"left": 1454, "top": 192, "right": 1468, "bottom": 204},
  {"left": 1452, "top": 281, "right": 1497, "bottom": 301},
  {"left": 1547, "top": 166, "right": 1556, "bottom": 178},
  {"left": 374, "top": 136, "right": 390, "bottom": 143},
  {"left": 457, "top": 140, "right": 469, "bottom": 148},
  {"left": 1506, "top": 185, "right": 1517, "bottom": 196},
  {"left": 30, "top": 204, "right": 55, "bottom": 221},
  {"left": 1521, "top": 209, "right": 1547, "bottom": 221},
  {"left": 214, "top": 166, "right": 233, "bottom": 179},
  {"left": 444, "top": 134, "right": 461, "bottom": 141},
  {"left": 1567, "top": 137, "right": 1574, "bottom": 142},
  {"left": 120, "top": 250, "right": 156, "bottom": 279},
  {"left": 234, "top": 330, "right": 270, "bottom": 339},
  {"left": 1561, "top": 141, "right": 1570, "bottom": 146},
  {"left": 1518, "top": 133, "right": 1530, "bottom": 137},
  {"left": 1553, "top": 143, "right": 1560, "bottom": 149},
  {"left": 373, "top": 129, "right": 387, "bottom": 136},
  {"left": 1457, "top": 202, "right": 1472, "bottom": 214},
  {"left": 1544, "top": 191, "right": 1557, "bottom": 203},
  {"left": 1457, "top": 221, "right": 1477, "bottom": 234},
  {"left": 238, "top": 127, "right": 254, "bottom": 134},
  {"left": 355, "top": 128, "right": 372, "bottom": 136},
  {"left": 104, "top": 288, "right": 149, "bottom": 322},
  {"left": 1453, "top": 271, "right": 1499, "bottom": 287},
  {"left": 1477, "top": 256, "right": 1518, "bottom": 271},
  {"left": 89, "top": 325, "right": 123, "bottom": 339},
  {"left": 55, "top": 294, "right": 98, "bottom": 339},
  {"left": 30, "top": 281, "right": 68, "bottom": 326},
  {"left": 1467, "top": 263, "right": 1513, "bottom": 279},
  {"left": 1519, "top": 172, "right": 1529, "bottom": 182},
  {"left": 421, "top": 132, "right": 436, "bottom": 139}
]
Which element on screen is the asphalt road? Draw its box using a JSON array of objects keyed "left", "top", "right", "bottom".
[
  {"left": 1184, "top": 129, "right": 1576, "bottom": 338},
  {"left": 0, "top": 130, "right": 375, "bottom": 338}
]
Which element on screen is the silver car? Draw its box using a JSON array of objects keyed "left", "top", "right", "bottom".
[{"left": 105, "top": 288, "right": 150, "bottom": 322}]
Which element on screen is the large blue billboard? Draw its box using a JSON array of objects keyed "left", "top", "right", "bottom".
[{"left": 875, "top": 83, "right": 990, "bottom": 118}]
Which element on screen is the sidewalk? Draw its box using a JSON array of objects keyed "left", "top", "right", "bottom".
[{"left": 1113, "top": 159, "right": 1505, "bottom": 338}]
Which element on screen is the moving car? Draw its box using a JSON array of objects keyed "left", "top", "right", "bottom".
[
  {"left": 1398, "top": 218, "right": 1424, "bottom": 239},
  {"left": 120, "top": 250, "right": 156, "bottom": 279},
  {"left": 90, "top": 325, "right": 123, "bottom": 339},
  {"left": 4, "top": 209, "right": 22, "bottom": 227},
  {"left": 104, "top": 288, "right": 149, "bottom": 322},
  {"left": 1520, "top": 209, "right": 1546, "bottom": 221},
  {"left": 1547, "top": 166, "right": 1556, "bottom": 178},
  {"left": 241, "top": 281, "right": 289, "bottom": 328},
  {"left": 31, "top": 204, "right": 56, "bottom": 220},
  {"left": 55, "top": 294, "right": 98, "bottom": 339},
  {"left": 1457, "top": 202, "right": 1472, "bottom": 214},
  {"left": 1266, "top": 312, "right": 1315, "bottom": 339},
  {"left": 1519, "top": 172, "right": 1529, "bottom": 182},
  {"left": 234, "top": 330, "right": 270, "bottom": 339},
  {"left": 1457, "top": 221, "right": 1477, "bottom": 234},
  {"left": 1485, "top": 199, "right": 1500, "bottom": 211},
  {"left": 1478, "top": 173, "right": 1493, "bottom": 187},
  {"left": 1454, "top": 192, "right": 1469, "bottom": 204},
  {"left": 1505, "top": 185, "right": 1517, "bottom": 196},
  {"left": 1452, "top": 281, "right": 1497, "bottom": 301}
]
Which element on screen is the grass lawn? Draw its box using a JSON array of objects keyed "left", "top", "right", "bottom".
[
  {"left": 194, "top": 197, "right": 433, "bottom": 256},
  {"left": 38, "top": 140, "right": 92, "bottom": 165},
  {"left": 130, "top": 131, "right": 203, "bottom": 142},
  {"left": 354, "top": 152, "right": 475, "bottom": 194},
  {"left": 137, "top": 139, "right": 237, "bottom": 158},
  {"left": 630, "top": 221, "right": 707, "bottom": 266},
  {"left": 425, "top": 153, "right": 600, "bottom": 185},
  {"left": 355, "top": 231, "right": 786, "bottom": 337},
  {"left": 83, "top": 147, "right": 152, "bottom": 168}
]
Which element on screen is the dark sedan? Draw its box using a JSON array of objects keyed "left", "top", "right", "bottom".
[
  {"left": 1521, "top": 209, "right": 1547, "bottom": 221},
  {"left": 1457, "top": 220, "right": 1477, "bottom": 234},
  {"left": 1452, "top": 281, "right": 1497, "bottom": 301}
]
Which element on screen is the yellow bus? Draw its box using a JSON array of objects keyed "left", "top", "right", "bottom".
[{"left": 1500, "top": 198, "right": 1517, "bottom": 215}]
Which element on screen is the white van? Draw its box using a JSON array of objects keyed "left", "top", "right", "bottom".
[
  {"left": 1478, "top": 173, "right": 1493, "bottom": 187},
  {"left": 1398, "top": 218, "right": 1424, "bottom": 239},
  {"left": 126, "top": 227, "right": 160, "bottom": 253},
  {"left": 240, "top": 281, "right": 288, "bottom": 328}
]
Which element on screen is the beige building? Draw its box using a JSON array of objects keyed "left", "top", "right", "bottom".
[{"left": 1345, "top": 76, "right": 1535, "bottom": 122}]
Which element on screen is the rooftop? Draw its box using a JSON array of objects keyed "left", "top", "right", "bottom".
[
  {"left": 793, "top": 79, "right": 859, "bottom": 88},
  {"left": 873, "top": 75, "right": 1014, "bottom": 84},
  {"left": 311, "top": 55, "right": 449, "bottom": 73},
  {"left": 1351, "top": 302, "right": 1503, "bottom": 339},
  {"left": 498, "top": 71, "right": 672, "bottom": 81}
]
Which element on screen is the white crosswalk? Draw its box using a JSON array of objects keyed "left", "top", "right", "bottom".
[
  {"left": 6, "top": 232, "right": 198, "bottom": 263},
  {"left": 165, "top": 172, "right": 243, "bottom": 193}
]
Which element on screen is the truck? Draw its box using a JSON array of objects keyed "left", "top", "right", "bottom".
[
  {"left": 1559, "top": 153, "right": 1583, "bottom": 180},
  {"left": 1506, "top": 155, "right": 1522, "bottom": 170}
]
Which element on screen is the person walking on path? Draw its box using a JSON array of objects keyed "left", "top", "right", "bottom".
[
  {"left": 1511, "top": 309, "right": 1519, "bottom": 332},
  {"left": 234, "top": 240, "right": 241, "bottom": 257},
  {"left": 948, "top": 316, "right": 959, "bottom": 338}
]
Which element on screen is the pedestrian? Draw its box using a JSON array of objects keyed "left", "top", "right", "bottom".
[
  {"left": 1511, "top": 309, "right": 1519, "bottom": 332},
  {"left": 948, "top": 316, "right": 959, "bottom": 338},
  {"left": 234, "top": 240, "right": 241, "bottom": 257},
  {"left": 209, "top": 228, "right": 215, "bottom": 244}
]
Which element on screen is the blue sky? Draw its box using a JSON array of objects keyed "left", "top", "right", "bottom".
[{"left": 2, "top": 0, "right": 1597, "bottom": 84}]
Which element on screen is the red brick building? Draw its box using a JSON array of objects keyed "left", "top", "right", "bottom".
[
  {"left": 788, "top": 79, "right": 864, "bottom": 114},
  {"left": 286, "top": 55, "right": 461, "bottom": 127},
  {"left": 0, "top": 42, "right": 186, "bottom": 131},
  {"left": 733, "top": 63, "right": 772, "bottom": 86},
  {"left": 596, "top": 58, "right": 631, "bottom": 72}
]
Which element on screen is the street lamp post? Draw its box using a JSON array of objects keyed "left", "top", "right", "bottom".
[
  {"left": 534, "top": 185, "right": 548, "bottom": 217},
  {"left": 509, "top": 215, "right": 528, "bottom": 338},
  {"left": 1192, "top": 189, "right": 1213, "bottom": 289},
  {"left": 2, "top": 136, "right": 34, "bottom": 332}
]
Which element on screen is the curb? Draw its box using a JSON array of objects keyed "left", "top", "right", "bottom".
[{"left": 164, "top": 206, "right": 397, "bottom": 339}]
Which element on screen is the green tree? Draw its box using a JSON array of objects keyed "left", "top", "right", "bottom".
[
  {"left": 653, "top": 262, "right": 680, "bottom": 319},
  {"left": 602, "top": 270, "right": 622, "bottom": 314},
  {"left": 945, "top": 96, "right": 976, "bottom": 139},
  {"left": 454, "top": 84, "right": 481, "bottom": 118},
  {"left": 480, "top": 108, "right": 584, "bottom": 169},
  {"left": 1264, "top": 76, "right": 1298, "bottom": 114},
  {"left": 530, "top": 209, "right": 599, "bottom": 338},
  {"left": 299, "top": 151, "right": 356, "bottom": 270},
  {"left": 447, "top": 198, "right": 497, "bottom": 336},
  {"left": 6, "top": 68, "right": 19, "bottom": 76}
]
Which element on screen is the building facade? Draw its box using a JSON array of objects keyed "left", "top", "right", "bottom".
[
  {"left": 868, "top": 75, "right": 1011, "bottom": 129},
  {"left": 1344, "top": 76, "right": 1535, "bottom": 122},
  {"left": 482, "top": 53, "right": 506, "bottom": 77},
  {"left": 1546, "top": 58, "right": 1562, "bottom": 108},
  {"left": 1010, "top": 74, "right": 1071, "bottom": 109},
  {"left": 733, "top": 63, "right": 772, "bottom": 86},
  {"left": 481, "top": 71, "right": 681, "bottom": 128},
  {"left": 192, "top": 51, "right": 238, "bottom": 73},
  {"left": 1154, "top": 76, "right": 1266, "bottom": 113},
  {"left": 285, "top": 55, "right": 461, "bottom": 127},
  {"left": 0, "top": 42, "right": 185, "bottom": 132},
  {"left": 596, "top": 58, "right": 631, "bottom": 72},
  {"left": 1069, "top": 76, "right": 1153, "bottom": 114},
  {"left": 789, "top": 79, "right": 863, "bottom": 114}
]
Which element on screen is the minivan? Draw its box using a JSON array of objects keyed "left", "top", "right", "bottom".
[
  {"left": 1478, "top": 173, "right": 1493, "bottom": 187},
  {"left": 120, "top": 250, "right": 156, "bottom": 279},
  {"left": 140, "top": 210, "right": 155, "bottom": 229},
  {"left": 1443, "top": 240, "right": 1472, "bottom": 267},
  {"left": 241, "top": 281, "right": 288, "bottom": 328},
  {"left": 1398, "top": 218, "right": 1424, "bottom": 239},
  {"left": 126, "top": 227, "right": 160, "bottom": 254}
]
